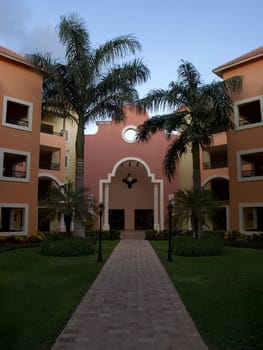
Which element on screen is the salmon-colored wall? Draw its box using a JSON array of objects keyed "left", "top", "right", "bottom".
[
  {"left": 200, "top": 132, "right": 229, "bottom": 185},
  {"left": 39, "top": 132, "right": 66, "bottom": 183},
  {"left": 221, "top": 59, "right": 263, "bottom": 230},
  {"left": 84, "top": 108, "right": 179, "bottom": 229},
  {"left": 0, "top": 54, "right": 43, "bottom": 234}
]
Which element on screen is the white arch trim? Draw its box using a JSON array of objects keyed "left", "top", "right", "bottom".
[
  {"left": 106, "top": 156, "right": 161, "bottom": 183},
  {"left": 38, "top": 173, "right": 64, "bottom": 187},
  {"left": 202, "top": 174, "right": 229, "bottom": 187},
  {"left": 99, "top": 156, "right": 164, "bottom": 230}
]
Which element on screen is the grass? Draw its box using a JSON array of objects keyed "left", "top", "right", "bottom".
[
  {"left": 0, "top": 240, "right": 118, "bottom": 350},
  {"left": 151, "top": 241, "right": 263, "bottom": 350}
]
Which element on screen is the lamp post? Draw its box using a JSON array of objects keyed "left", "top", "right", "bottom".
[
  {"left": 97, "top": 202, "right": 104, "bottom": 262},
  {"left": 167, "top": 201, "right": 174, "bottom": 262}
]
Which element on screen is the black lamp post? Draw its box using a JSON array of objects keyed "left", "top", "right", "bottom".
[
  {"left": 97, "top": 202, "right": 104, "bottom": 262},
  {"left": 167, "top": 201, "right": 174, "bottom": 262}
]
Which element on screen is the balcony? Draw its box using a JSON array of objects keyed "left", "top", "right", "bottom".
[
  {"left": 41, "top": 123, "right": 63, "bottom": 136},
  {"left": 203, "top": 159, "right": 228, "bottom": 170},
  {"left": 203, "top": 144, "right": 228, "bottom": 170},
  {"left": 39, "top": 145, "right": 61, "bottom": 171}
]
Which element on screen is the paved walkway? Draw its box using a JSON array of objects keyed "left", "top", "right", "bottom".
[{"left": 51, "top": 238, "right": 208, "bottom": 350}]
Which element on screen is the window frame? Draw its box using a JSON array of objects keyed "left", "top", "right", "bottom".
[
  {"left": 0, "top": 203, "right": 28, "bottom": 236},
  {"left": 237, "top": 148, "right": 263, "bottom": 182},
  {"left": 122, "top": 125, "right": 137, "bottom": 143},
  {"left": 239, "top": 202, "right": 263, "bottom": 233},
  {"left": 0, "top": 148, "right": 31, "bottom": 182},
  {"left": 2, "top": 96, "right": 33, "bottom": 131}
]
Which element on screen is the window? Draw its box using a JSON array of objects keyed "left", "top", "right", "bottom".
[
  {"left": 60, "top": 129, "right": 70, "bottom": 142},
  {"left": 122, "top": 126, "right": 137, "bottom": 143},
  {"left": 0, "top": 148, "right": 30, "bottom": 182},
  {"left": 0, "top": 204, "right": 28, "bottom": 235},
  {"left": 239, "top": 203, "right": 263, "bottom": 232},
  {"left": 2, "top": 96, "right": 33, "bottom": 131},
  {"left": 237, "top": 148, "right": 263, "bottom": 181},
  {"left": 65, "top": 154, "right": 69, "bottom": 168},
  {"left": 234, "top": 96, "right": 263, "bottom": 129}
]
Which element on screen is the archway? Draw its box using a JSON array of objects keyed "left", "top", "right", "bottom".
[
  {"left": 38, "top": 174, "right": 63, "bottom": 231},
  {"left": 99, "top": 157, "right": 164, "bottom": 231},
  {"left": 203, "top": 175, "right": 229, "bottom": 230}
]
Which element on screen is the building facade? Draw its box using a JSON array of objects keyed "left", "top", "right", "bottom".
[
  {"left": 84, "top": 107, "right": 179, "bottom": 231},
  {"left": 214, "top": 46, "right": 263, "bottom": 233},
  {"left": 0, "top": 46, "right": 43, "bottom": 235}
]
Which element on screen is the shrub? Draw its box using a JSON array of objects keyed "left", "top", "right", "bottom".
[
  {"left": 0, "top": 233, "right": 45, "bottom": 252},
  {"left": 173, "top": 235, "right": 224, "bottom": 257},
  {"left": 41, "top": 237, "right": 95, "bottom": 257},
  {"left": 223, "top": 230, "right": 263, "bottom": 249}
]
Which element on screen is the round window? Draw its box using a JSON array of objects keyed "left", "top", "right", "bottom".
[{"left": 122, "top": 126, "right": 137, "bottom": 143}]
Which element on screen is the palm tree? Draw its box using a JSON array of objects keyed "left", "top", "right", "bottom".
[
  {"left": 136, "top": 60, "right": 242, "bottom": 237},
  {"left": 27, "top": 13, "right": 150, "bottom": 236},
  {"left": 174, "top": 188, "right": 219, "bottom": 238},
  {"left": 41, "top": 181, "right": 94, "bottom": 236}
]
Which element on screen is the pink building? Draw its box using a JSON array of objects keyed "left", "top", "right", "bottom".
[{"left": 84, "top": 107, "right": 179, "bottom": 231}]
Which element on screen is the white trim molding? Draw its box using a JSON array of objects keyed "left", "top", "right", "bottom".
[
  {"left": 2, "top": 96, "right": 33, "bottom": 131},
  {"left": 0, "top": 203, "right": 29, "bottom": 236},
  {"left": 99, "top": 156, "right": 164, "bottom": 231}
]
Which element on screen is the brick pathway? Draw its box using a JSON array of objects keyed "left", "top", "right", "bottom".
[{"left": 51, "top": 239, "right": 208, "bottom": 350}]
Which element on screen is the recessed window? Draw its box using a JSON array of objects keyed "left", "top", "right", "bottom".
[
  {"left": 0, "top": 148, "right": 30, "bottom": 182},
  {"left": 122, "top": 126, "right": 137, "bottom": 143},
  {"left": 0, "top": 204, "right": 28, "bottom": 235},
  {"left": 237, "top": 149, "right": 263, "bottom": 181},
  {"left": 2, "top": 96, "right": 33, "bottom": 131},
  {"left": 234, "top": 96, "right": 263, "bottom": 128},
  {"left": 65, "top": 155, "right": 69, "bottom": 168},
  {"left": 239, "top": 203, "right": 263, "bottom": 232}
]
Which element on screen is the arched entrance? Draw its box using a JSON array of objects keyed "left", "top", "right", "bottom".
[
  {"left": 99, "top": 157, "right": 164, "bottom": 231},
  {"left": 203, "top": 175, "right": 229, "bottom": 230}
]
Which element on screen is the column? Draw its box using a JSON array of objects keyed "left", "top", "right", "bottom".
[
  {"left": 103, "top": 183, "right": 110, "bottom": 230},
  {"left": 153, "top": 183, "right": 160, "bottom": 231}
]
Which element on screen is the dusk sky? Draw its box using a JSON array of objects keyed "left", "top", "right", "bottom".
[{"left": 1, "top": 0, "right": 263, "bottom": 98}]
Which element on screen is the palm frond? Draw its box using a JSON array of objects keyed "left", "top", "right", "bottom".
[
  {"left": 94, "top": 34, "right": 141, "bottom": 68},
  {"left": 59, "top": 13, "right": 91, "bottom": 63},
  {"left": 136, "top": 115, "right": 167, "bottom": 141},
  {"left": 164, "top": 135, "right": 188, "bottom": 180}
]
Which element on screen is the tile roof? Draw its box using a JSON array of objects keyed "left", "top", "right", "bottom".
[
  {"left": 213, "top": 46, "right": 263, "bottom": 77},
  {"left": 0, "top": 45, "right": 32, "bottom": 66}
]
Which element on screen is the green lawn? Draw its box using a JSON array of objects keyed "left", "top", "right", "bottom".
[
  {"left": 151, "top": 241, "right": 263, "bottom": 350},
  {"left": 0, "top": 240, "right": 118, "bottom": 350}
]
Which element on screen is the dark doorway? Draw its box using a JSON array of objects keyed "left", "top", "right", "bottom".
[
  {"left": 38, "top": 208, "right": 50, "bottom": 231},
  {"left": 212, "top": 207, "right": 227, "bottom": 230},
  {"left": 135, "top": 209, "right": 153, "bottom": 230},
  {"left": 109, "top": 209, "right": 125, "bottom": 230}
]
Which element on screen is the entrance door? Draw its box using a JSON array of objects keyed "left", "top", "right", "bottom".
[
  {"left": 135, "top": 209, "right": 153, "bottom": 230},
  {"left": 109, "top": 209, "right": 125, "bottom": 230}
]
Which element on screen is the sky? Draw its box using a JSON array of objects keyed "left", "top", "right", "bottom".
[
  {"left": 1, "top": 0, "right": 263, "bottom": 101},
  {"left": 0, "top": 0, "right": 263, "bottom": 97}
]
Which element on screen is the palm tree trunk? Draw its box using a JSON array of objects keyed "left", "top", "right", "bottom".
[
  {"left": 74, "top": 120, "right": 85, "bottom": 237},
  {"left": 192, "top": 142, "right": 203, "bottom": 238}
]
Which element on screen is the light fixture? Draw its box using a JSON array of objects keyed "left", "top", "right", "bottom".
[{"left": 122, "top": 173, "right": 137, "bottom": 188}]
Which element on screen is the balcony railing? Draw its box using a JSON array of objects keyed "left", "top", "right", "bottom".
[
  {"left": 203, "top": 160, "right": 228, "bottom": 170},
  {"left": 241, "top": 169, "right": 263, "bottom": 177},
  {"left": 40, "top": 124, "right": 63, "bottom": 136},
  {"left": 39, "top": 162, "right": 60, "bottom": 170},
  {"left": 2, "top": 169, "right": 27, "bottom": 178}
]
